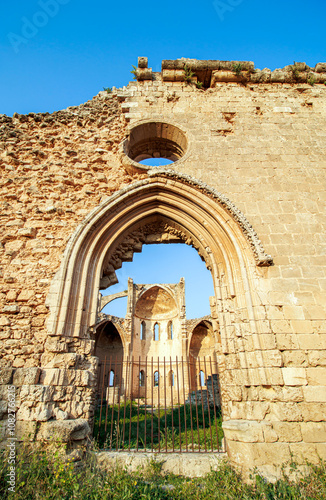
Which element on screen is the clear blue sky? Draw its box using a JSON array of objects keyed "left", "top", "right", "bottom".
[
  {"left": 1, "top": 0, "right": 324, "bottom": 317},
  {"left": 1, "top": 0, "right": 325, "bottom": 116},
  {"left": 102, "top": 244, "right": 214, "bottom": 319}
]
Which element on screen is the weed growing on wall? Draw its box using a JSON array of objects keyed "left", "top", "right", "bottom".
[{"left": 183, "top": 65, "right": 195, "bottom": 84}]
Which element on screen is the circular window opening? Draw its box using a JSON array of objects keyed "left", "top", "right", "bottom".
[{"left": 123, "top": 122, "right": 187, "bottom": 165}]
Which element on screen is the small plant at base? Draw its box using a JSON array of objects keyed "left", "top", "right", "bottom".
[
  {"left": 290, "top": 61, "right": 300, "bottom": 82},
  {"left": 131, "top": 65, "right": 138, "bottom": 80},
  {"left": 146, "top": 456, "right": 165, "bottom": 477},
  {"left": 103, "top": 87, "right": 112, "bottom": 94},
  {"left": 196, "top": 81, "right": 204, "bottom": 89},
  {"left": 307, "top": 74, "right": 316, "bottom": 86},
  {"left": 184, "top": 65, "right": 195, "bottom": 84},
  {"left": 232, "top": 63, "right": 243, "bottom": 76}
]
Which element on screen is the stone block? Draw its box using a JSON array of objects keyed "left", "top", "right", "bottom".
[
  {"left": 17, "top": 290, "right": 35, "bottom": 301},
  {"left": 44, "top": 339, "right": 68, "bottom": 353},
  {"left": 271, "top": 320, "right": 292, "bottom": 334},
  {"left": 262, "top": 423, "right": 278, "bottom": 443},
  {"left": 301, "top": 422, "right": 326, "bottom": 443},
  {"left": 253, "top": 442, "right": 292, "bottom": 466},
  {"left": 40, "top": 369, "right": 91, "bottom": 387},
  {"left": 3, "top": 305, "right": 20, "bottom": 314},
  {"left": 298, "top": 334, "right": 326, "bottom": 350},
  {"left": 283, "top": 306, "right": 305, "bottom": 320},
  {"left": 229, "top": 402, "right": 270, "bottom": 421},
  {"left": 45, "top": 353, "right": 78, "bottom": 369},
  {"left": 222, "top": 419, "right": 264, "bottom": 443},
  {"left": 265, "top": 368, "right": 284, "bottom": 386},
  {"left": 289, "top": 443, "right": 319, "bottom": 464},
  {"left": 282, "top": 367, "right": 307, "bottom": 386},
  {"left": 301, "top": 403, "right": 326, "bottom": 422},
  {"left": 303, "top": 386, "right": 326, "bottom": 402},
  {"left": 0, "top": 316, "right": 11, "bottom": 326},
  {"left": 18, "top": 228, "right": 37, "bottom": 238},
  {"left": 15, "top": 421, "right": 38, "bottom": 441},
  {"left": 306, "top": 367, "right": 326, "bottom": 385},
  {"left": 276, "top": 334, "right": 299, "bottom": 350},
  {"left": 272, "top": 422, "right": 302, "bottom": 442},
  {"left": 282, "top": 387, "right": 304, "bottom": 402},
  {"left": 0, "top": 368, "right": 14, "bottom": 385},
  {"left": 291, "top": 321, "right": 313, "bottom": 334},
  {"left": 37, "top": 419, "right": 90, "bottom": 442},
  {"left": 268, "top": 402, "right": 303, "bottom": 422},
  {"left": 13, "top": 367, "right": 41, "bottom": 386},
  {"left": 308, "top": 350, "right": 326, "bottom": 367},
  {"left": 262, "top": 350, "right": 283, "bottom": 367}
]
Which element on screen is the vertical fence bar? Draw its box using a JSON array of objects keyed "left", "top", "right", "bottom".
[
  {"left": 164, "top": 356, "right": 167, "bottom": 452},
  {"left": 169, "top": 356, "right": 174, "bottom": 452},
  {"left": 181, "top": 356, "right": 188, "bottom": 452},
  {"left": 203, "top": 356, "right": 213, "bottom": 451},
  {"left": 136, "top": 356, "right": 141, "bottom": 451},
  {"left": 104, "top": 357, "right": 113, "bottom": 434},
  {"left": 116, "top": 357, "right": 123, "bottom": 450},
  {"left": 98, "top": 356, "right": 107, "bottom": 437},
  {"left": 198, "top": 357, "right": 207, "bottom": 452},
  {"left": 144, "top": 356, "right": 147, "bottom": 451},
  {"left": 109, "top": 356, "right": 118, "bottom": 451},
  {"left": 176, "top": 356, "right": 182, "bottom": 452},
  {"left": 128, "top": 356, "right": 134, "bottom": 451},
  {"left": 122, "top": 356, "right": 129, "bottom": 449},
  {"left": 192, "top": 357, "right": 201, "bottom": 452},
  {"left": 151, "top": 356, "right": 154, "bottom": 452},
  {"left": 209, "top": 355, "right": 219, "bottom": 451},
  {"left": 157, "top": 356, "right": 160, "bottom": 453},
  {"left": 187, "top": 356, "right": 195, "bottom": 452}
]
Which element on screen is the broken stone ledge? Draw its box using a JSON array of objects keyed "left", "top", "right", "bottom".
[{"left": 133, "top": 57, "right": 326, "bottom": 86}]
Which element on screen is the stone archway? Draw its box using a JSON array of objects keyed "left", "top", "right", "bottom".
[
  {"left": 95, "top": 321, "right": 124, "bottom": 390},
  {"left": 189, "top": 320, "right": 216, "bottom": 393},
  {"left": 46, "top": 170, "right": 279, "bottom": 475}
]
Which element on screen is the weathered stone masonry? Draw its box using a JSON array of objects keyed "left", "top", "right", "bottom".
[{"left": 0, "top": 57, "right": 326, "bottom": 479}]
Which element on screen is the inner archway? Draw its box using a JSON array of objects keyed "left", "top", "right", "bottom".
[{"left": 95, "top": 321, "right": 124, "bottom": 391}]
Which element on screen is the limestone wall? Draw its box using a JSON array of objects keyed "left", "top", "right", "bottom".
[{"left": 0, "top": 57, "right": 326, "bottom": 479}]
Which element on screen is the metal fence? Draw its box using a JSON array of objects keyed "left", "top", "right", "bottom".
[{"left": 94, "top": 356, "right": 225, "bottom": 453}]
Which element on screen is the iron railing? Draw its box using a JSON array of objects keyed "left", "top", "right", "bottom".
[{"left": 94, "top": 356, "right": 225, "bottom": 453}]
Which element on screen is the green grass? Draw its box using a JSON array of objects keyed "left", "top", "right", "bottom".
[
  {"left": 94, "top": 401, "right": 224, "bottom": 451},
  {"left": 1, "top": 442, "right": 326, "bottom": 499}
]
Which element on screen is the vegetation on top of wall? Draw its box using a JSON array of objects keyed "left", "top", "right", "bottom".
[
  {"left": 232, "top": 63, "right": 243, "bottom": 76},
  {"left": 183, "top": 65, "right": 195, "bottom": 84},
  {"left": 290, "top": 61, "right": 300, "bottom": 82},
  {"left": 131, "top": 65, "right": 138, "bottom": 80},
  {"left": 1, "top": 442, "right": 326, "bottom": 500}
]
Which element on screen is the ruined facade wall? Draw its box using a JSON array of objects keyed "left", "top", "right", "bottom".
[
  {"left": 0, "top": 93, "right": 145, "bottom": 443},
  {"left": 0, "top": 60, "right": 326, "bottom": 477},
  {"left": 119, "top": 74, "right": 326, "bottom": 475}
]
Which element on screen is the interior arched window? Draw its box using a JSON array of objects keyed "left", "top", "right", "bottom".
[
  {"left": 140, "top": 321, "right": 146, "bottom": 340},
  {"left": 168, "top": 321, "right": 173, "bottom": 340},
  {"left": 109, "top": 370, "right": 115, "bottom": 387},
  {"left": 154, "top": 323, "right": 159, "bottom": 341},
  {"left": 154, "top": 371, "right": 159, "bottom": 387},
  {"left": 139, "top": 370, "right": 145, "bottom": 387}
]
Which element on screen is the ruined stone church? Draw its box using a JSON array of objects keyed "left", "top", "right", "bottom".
[
  {"left": 1, "top": 56, "right": 326, "bottom": 479},
  {"left": 96, "top": 278, "right": 218, "bottom": 406}
]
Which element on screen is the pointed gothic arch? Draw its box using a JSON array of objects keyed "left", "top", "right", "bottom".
[
  {"left": 46, "top": 170, "right": 272, "bottom": 339},
  {"left": 46, "top": 170, "right": 276, "bottom": 461}
]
